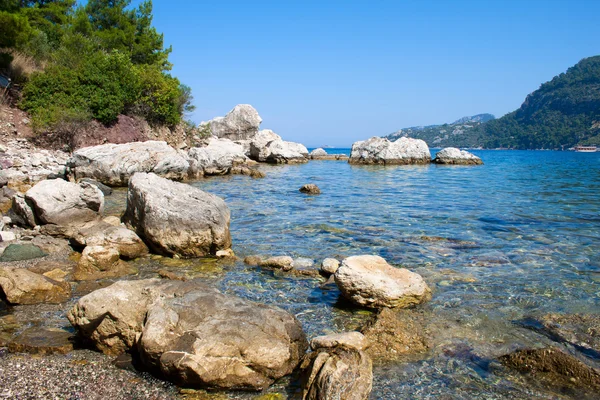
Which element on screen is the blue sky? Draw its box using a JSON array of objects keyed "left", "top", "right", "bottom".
[{"left": 144, "top": 0, "right": 600, "bottom": 147}]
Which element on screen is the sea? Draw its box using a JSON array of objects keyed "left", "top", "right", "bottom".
[{"left": 188, "top": 149, "right": 599, "bottom": 399}]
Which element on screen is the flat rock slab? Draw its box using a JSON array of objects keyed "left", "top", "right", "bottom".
[
  {"left": 8, "top": 328, "right": 74, "bottom": 355},
  {"left": 0, "top": 244, "right": 47, "bottom": 262},
  {"left": 0, "top": 267, "right": 71, "bottom": 304},
  {"left": 335, "top": 255, "right": 431, "bottom": 308}
]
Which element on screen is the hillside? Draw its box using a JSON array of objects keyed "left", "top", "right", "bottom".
[
  {"left": 385, "top": 114, "right": 495, "bottom": 148},
  {"left": 385, "top": 56, "right": 600, "bottom": 149}
]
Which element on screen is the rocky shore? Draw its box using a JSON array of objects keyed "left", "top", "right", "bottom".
[{"left": 1, "top": 103, "right": 597, "bottom": 400}]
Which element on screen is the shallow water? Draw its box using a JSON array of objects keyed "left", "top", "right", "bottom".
[
  {"left": 5, "top": 150, "right": 600, "bottom": 399},
  {"left": 189, "top": 150, "right": 600, "bottom": 398}
]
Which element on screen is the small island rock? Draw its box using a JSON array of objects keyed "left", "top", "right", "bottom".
[
  {"left": 334, "top": 255, "right": 431, "bottom": 308},
  {"left": 349, "top": 137, "right": 431, "bottom": 165},
  {"left": 433, "top": 147, "right": 483, "bottom": 165},
  {"left": 299, "top": 184, "right": 321, "bottom": 194}
]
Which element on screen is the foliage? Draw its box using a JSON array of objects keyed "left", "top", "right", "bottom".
[{"left": 1, "top": 0, "right": 195, "bottom": 135}]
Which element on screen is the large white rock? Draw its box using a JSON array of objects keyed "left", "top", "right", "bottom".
[
  {"left": 349, "top": 137, "right": 431, "bottom": 165},
  {"left": 67, "top": 279, "right": 308, "bottom": 390},
  {"left": 123, "top": 173, "right": 231, "bottom": 257},
  {"left": 23, "top": 179, "right": 103, "bottom": 228},
  {"left": 433, "top": 147, "right": 483, "bottom": 165},
  {"left": 310, "top": 148, "right": 328, "bottom": 157},
  {"left": 249, "top": 129, "right": 282, "bottom": 160},
  {"left": 67, "top": 141, "right": 190, "bottom": 186},
  {"left": 199, "top": 104, "right": 262, "bottom": 141},
  {"left": 334, "top": 255, "right": 431, "bottom": 308},
  {"left": 187, "top": 137, "right": 249, "bottom": 177}
]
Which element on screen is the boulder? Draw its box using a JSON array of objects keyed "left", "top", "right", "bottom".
[
  {"left": 0, "top": 267, "right": 71, "bottom": 304},
  {"left": 23, "top": 179, "right": 103, "bottom": 228},
  {"left": 199, "top": 104, "right": 262, "bottom": 141},
  {"left": 433, "top": 147, "right": 483, "bottom": 165},
  {"left": 261, "top": 139, "right": 309, "bottom": 164},
  {"left": 299, "top": 184, "right": 321, "bottom": 194},
  {"left": 349, "top": 137, "right": 431, "bottom": 165},
  {"left": 334, "top": 255, "right": 431, "bottom": 308},
  {"left": 72, "top": 222, "right": 148, "bottom": 259},
  {"left": 123, "top": 173, "right": 231, "bottom": 257},
  {"left": 79, "top": 178, "right": 113, "bottom": 195},
  {"left": 187, "top": 137, "right": 249, "bottom": 177},
  {"left": 10, "top": 195, "right": 36, "bottom": 227},
  {"left": 321, "top": 258, "right": 340, "bottom": 275},
  {"left": 249, "top": 129, "right": 282, "bottom": 160},
  {"left": 259, "top": 256, "right": 294, "bottom": 271},
  {"left": 67, "top": 141, "right": 190, "bottom": 186},
  {"left": 73, "top": 245, "right": 136, "bottom": 281},
  {"left": 68, "top": 279, "right": 308, "bottom": 390},
  {"left": 140, "top": 286, "right": 308, "bottom": 390},
  {"left": 309, "top": 148, "right": 328, "bottom": 157},
  {"left": 301, "top": 346, "right": 372, "bottom": 400},
  {"left": 0, "top": 244, "right": 47, "bottom": 262}
]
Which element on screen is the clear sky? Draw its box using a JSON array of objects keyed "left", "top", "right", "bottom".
[{"left": 145, "top": 0, "right": 600, "bottom": 147}]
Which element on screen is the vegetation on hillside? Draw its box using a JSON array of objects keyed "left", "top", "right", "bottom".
[
  {"left": 0, "top": 0, "right": 194, "bottom": 140},
  {"left": 386, "top": 57, "right": 600, "bottom": 150}
]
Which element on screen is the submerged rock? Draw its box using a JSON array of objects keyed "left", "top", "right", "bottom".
[
  {"left": 433, "top": 147, "right": 483, "bottom": 165},
  {"left": 301, "top": 345, "right": 373, "bottom": 400},
  {"left": 68, "top": 279, "right": 308, "bottom": 390},
  {"left": 334, "top": 255, "right": 431, "bottom": 308},
  {"left": 123, "top": 172, "right": 231, "bottom": 258},
  {"left": 67, "top": 141, "right": 190, "bottom": 186},
  {"left": 500, "top": 347, "right": 600, "bottom": 394},
  {"left": 199, "top": 104, "right": 262, "bottom": 141},
  {"left": 0, "top": 267, "right": 71, "bottom": 304},
  {"left": 349, "top": 137, "right": 431, "bottom": 165},
  {"left": 299, "top": 184, "right": 321, "bottom": 194},
  {"left": 540, "top": 313, "right": 600, "bottom": 355}
]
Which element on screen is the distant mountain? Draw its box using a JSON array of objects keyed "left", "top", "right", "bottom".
[
  {"left": 384, "top": 56, "right": 600, "bottom": 149},
  {"left": 384, "top": 114, "right": 495, "bottom": 147}
]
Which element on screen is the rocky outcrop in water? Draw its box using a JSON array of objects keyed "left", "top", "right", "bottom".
[
  {"left": 248, "top": 129, "right": 308, "bottom": 164},
  {"left": 0, "top": 267, "right": 71, "bottom": 304},
  {"left": 68, "top": 279, "right": 308, "bottom": 390},
  {"left": 67, "top": 141, "right": 190, "bottom": 186},
  {"left": 433, "top": 147, "right": 483, "bottom": 165},
  {"left": 199, "top": 104, "right": 262, "bottom": 141},
  {"left": 334, "top": 255, "right": 431, "bottom": 308},
  {"left": 309, "top": 148, "right": 348, "bottom": 160},
  {"left": 123, "top": 172, "right": 231, "bottom": 257},
  {"left": 301, "top": 332, "right": 373, "bottom": 400},
  {"left": 187, "top": 137, "right": 250, "bottom": 177},
  {"left": 349, "top": 137, "right": 431, "bottom": 165},
  {"left": 300, "top": 184, "right": 321, "bottom": 194}
]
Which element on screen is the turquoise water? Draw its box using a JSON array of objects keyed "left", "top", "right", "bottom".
[{"left": 189, "top": 150, "right": 600, "bottom": 399}]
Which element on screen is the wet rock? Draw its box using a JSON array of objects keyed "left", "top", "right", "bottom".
[
  {"left": 321, "top": 258, "right": 340, "bottom": 275},
  {"left": 293, "top": 258, "right": 315, "bottom": 269},
  {"left": 8, "top": 327, "right": 73, "bottom": 355},
  {"left": 310, "top": 331, "right": 369, "bottom": 351},
  {"left": 0, "top": 266, "right": 71, "bottom": 304},
  {"left": 334, "top": 255, "right": 431, "bottom": 308},
  {"left": 500, "top": 347, "right": 600, "bottom": 394},
  {"left": 299, "top": 184, "right": 321, "bottom": 194},
  {"left": 243, "top": 255, "right": 265, "bottom": 266},
  {"left": 140, "top": 286, "right": 308, "bottom": 390},
  {"left": 229, "top": 165, "right": 266, "bottom": 178},
  {"left": 67, "top": 141, "right": 190, "bottom": 186},
  {"left": 433, "top": 147, "right": 483, "bottom": 165},
  {"left": 215, "top": 248, "right": 235, "bottom": 258},
  {"left": 540, "top": 313, "right": 600, "bottom": 355},
  {"left": 360, "top": 307, "right": 429, "bottom": 361},
  {"left": 199, "top": 104, "right": 262, "bottom": 141},
  {"left": 73, "top": 245, "right": 137, "bottom": 281},
  {"left": 23, "top": 179, "right": 103, "bottom": 229},
  {"left": 123, "top": 173, "right": 231, "bottom": 258},
  {"left": 187, "top": 137, "right": 249, "bottom": 177},
  {"left": 300, "top": 346, "right": 372, "bottom": 400},
  {"left": 259, "top": 256, "right": 294, "bottom": 271},
  {"left": 80, "top": 178, "right": 113, "bottom": 196},
  {"left": 0, "top": 243, "right": 47, "bottom": 262},
  {"left": 157, "top": 269, "right": 187, "bottom": 281},
  {"left": 68, "top": 279, "right": 308, "bottom": 390},
  {"left": 72, "top": 222, "right": 148, "bottom": 260},
  {"left": 349, "top": 137, "right": 431, "bottom": 165}
]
